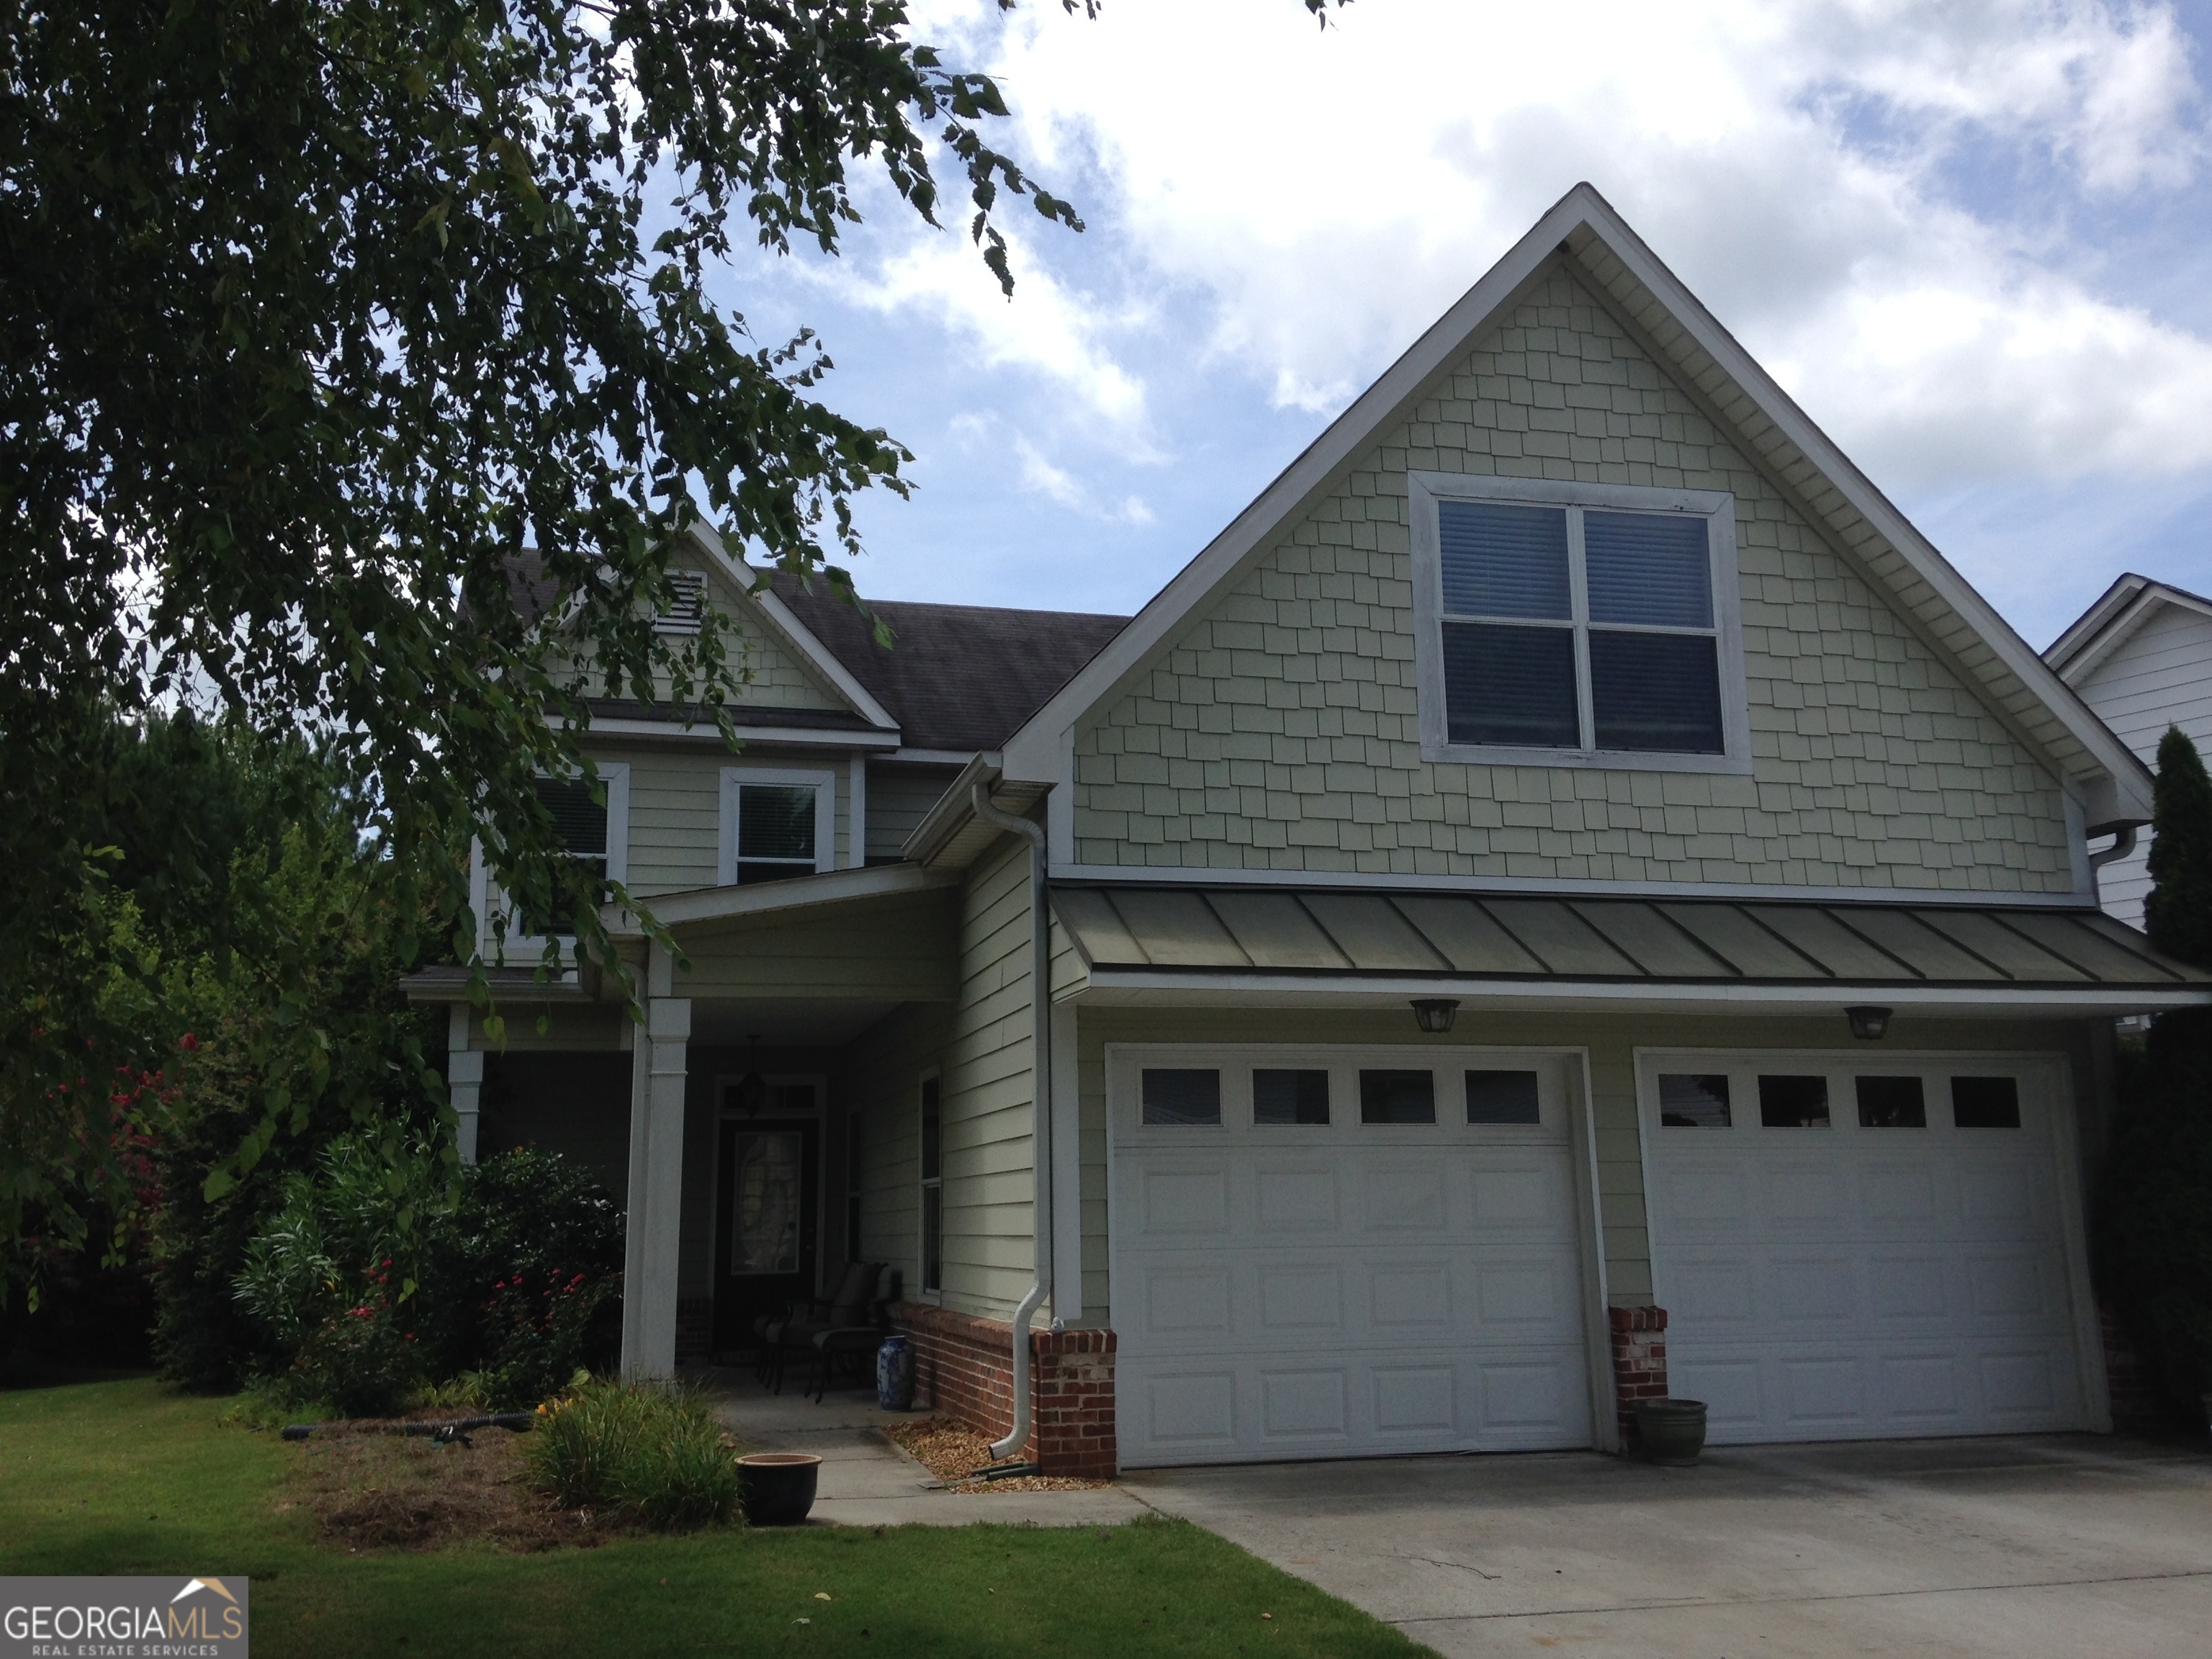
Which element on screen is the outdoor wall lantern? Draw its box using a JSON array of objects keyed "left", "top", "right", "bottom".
[
  {"left": 1411, "top": 999, "right": 1461, "bottom": 1035},
  {"left": 1846, "top": 1005, "right": 1893, "bottom": 1041},
  {"left": 732, "top": 1033, "right": 768, "bottom": 1114}
]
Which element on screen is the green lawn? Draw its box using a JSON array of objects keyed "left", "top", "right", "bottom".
[{"left": 0, "top": 1378, "right": 1424, "bottom": 1658}]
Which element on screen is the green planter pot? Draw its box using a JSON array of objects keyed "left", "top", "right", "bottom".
[
  {"left": 738, "top": 1452, "right": 822, "bottom": 1526},
  {"left": 1636, "top": 1398, "right": 1709, "bottom": 1467}
]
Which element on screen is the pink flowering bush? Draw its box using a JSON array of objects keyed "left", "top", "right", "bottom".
[{"left": 234, "top": 1136, "right": 620, "bottom": 1413}]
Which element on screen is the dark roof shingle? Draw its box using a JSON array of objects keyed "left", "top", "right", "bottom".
[{"left": 767, "top": 573, "right": 1126, "bottom": 752}]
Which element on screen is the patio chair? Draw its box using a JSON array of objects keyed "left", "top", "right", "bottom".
[
  {"left": 755, "top": 1259, "right": 881, "bottom": 1394},
  {"left": 806, "top": 1265, "right": 905, "bottom": 1403}
]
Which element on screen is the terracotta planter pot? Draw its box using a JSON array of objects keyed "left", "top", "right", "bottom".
[
  {"left": 1635, "top": 1398, "right": 1709, "bottom": 1467},
  {"left": 737, "top": 1452, "right": 822, "bottom": 1526}
]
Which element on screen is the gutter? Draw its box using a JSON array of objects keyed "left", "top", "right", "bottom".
[{"left": 967, "top": 781, "right": 1056, "bottom": 1464}]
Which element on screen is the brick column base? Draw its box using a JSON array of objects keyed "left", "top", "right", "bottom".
[
  {"left": 1609, "top": 1304, "right": 1669, "bottom": 1452},
  {"left": 889, "top": 1302, "right": 1118, "bottom": 1478}
]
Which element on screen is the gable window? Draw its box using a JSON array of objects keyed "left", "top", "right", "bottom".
[
  {"left": 1410, "top": 475, "right": 1748, "bottom": 772},
  {"left": 719, "top": 768, "right": 836, "bottom": 886}
]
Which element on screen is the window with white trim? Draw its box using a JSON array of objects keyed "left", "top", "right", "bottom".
[
  {"left": 491, "top": 764, "right": 629, "bottom": 950},
  {"left": 718, "top": 767, "right": 836, "bottom": 886},
  {"left": 1410, "top": 475, "right": 1749, "bottom": 771},
  {"left": 918, "top": 1074, "right": 943, "bottom": 1296}
]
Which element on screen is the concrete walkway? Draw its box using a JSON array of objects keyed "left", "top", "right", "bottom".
[
  {"left": 703, "top": 1370, "right": 1147, "bottom": 1528},
  {"left": 1125, "top": 1434, "right": 2212, "bottom": 1657}
]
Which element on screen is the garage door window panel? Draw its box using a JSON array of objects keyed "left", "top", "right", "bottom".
[
  {"left": 1465, "top": 1070, "right": 1542, "bottom": 1125},
  {"left": 1857, "top": 1076, "right": 1928, "bottom": 1129},
  {"left": 1660, "top": 1073, "right": 1732, "bottom": 1128},
  {"left": 1359, "top": 1070, "right": 1437, "bottom": 1125},
  {"left": 1759, "top": 1074, "right": 1831, "bottom": 1128},
  {"left": 1144, "top": 1069, "right": 1222, "bottom": 1127},
  {"left": 1952, "top": 1076, "right": 2022, "bottom": 1129},
  {"left": 1253, "top": 1069, "right": 1330, "bottom": 1126}
]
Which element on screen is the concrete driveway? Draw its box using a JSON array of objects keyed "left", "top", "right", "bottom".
[{"left": 1123, "top": 1436, "right": 2212, "bottom": 1657}]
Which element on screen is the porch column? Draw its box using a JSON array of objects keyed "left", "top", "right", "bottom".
[
  {"left": 446, "top": 1005, "right": 482, "bottom": 1165},
  {"left": 620, "top": 943, "right": 690, "bottom": 1379}
]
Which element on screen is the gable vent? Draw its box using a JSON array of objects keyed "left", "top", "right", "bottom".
[{"left": 652, "top": 570, "right": 707, "bottom": 636}]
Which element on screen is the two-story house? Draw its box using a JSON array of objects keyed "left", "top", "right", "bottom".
[{"left": 409, "top": 184, "right": 2211, "bottom": 1475}]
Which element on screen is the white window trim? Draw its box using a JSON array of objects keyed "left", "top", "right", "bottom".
[
  {"left": 917, "top": 1066, "right": 944, "bottom": 1304},
  {"left": 484, "top": 763, "right": 630, "bottom": 960},
  {"left": 1408, "top": 472, "right": 1752, "bottom": 775},
  {"left": 717, "top": 765, "right": 837, "bottom": 886}
]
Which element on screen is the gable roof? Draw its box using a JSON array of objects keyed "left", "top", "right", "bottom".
[
  {"left": 681, "top": 522, "right": 902, "bottom": 732},
  {"left": 2046, "top": 572, "right": 2212, "bottom": 687},
  {"left": 764, "top": 573, "right": 1127, "bottom": 752},
  {"left": 997, "top": 182, "right": 2157, "bottom": 833}
]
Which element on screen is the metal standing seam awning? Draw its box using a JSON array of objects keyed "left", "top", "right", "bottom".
[{"left": 1047, "top": 885, "right": 2212, "bottom": 1017}]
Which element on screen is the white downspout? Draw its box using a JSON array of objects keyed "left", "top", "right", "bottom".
[
  {"left": 971, "top": 782, "right": 1054, "bottom": 1464},
  {"left": 2089, "top": 825, "right": 2139, "bottom": 871}
]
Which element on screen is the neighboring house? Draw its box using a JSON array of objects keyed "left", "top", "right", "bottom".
[
  {"left": 408, "top": 184, "right": 2211, "bottom": 1475},
  {"left": 2045, "top": 575, "right": 2212, "bottom": 929}
]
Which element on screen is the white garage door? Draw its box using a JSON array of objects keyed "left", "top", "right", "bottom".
[
  {"left": 1642, "top": 1051, "right": 2094, "bottom": 1445},
  {"left": 1110, "top": 1046, "right": 1596, "bottom": 1468}
]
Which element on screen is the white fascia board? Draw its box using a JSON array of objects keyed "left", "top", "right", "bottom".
[
  {"left": 2045, "top": 574, "right": 2152, "bottom": 677},
  {"left": 888, "top": 747, "right": 992, "bottom": 767},
  {"left": 682, "top": 521, "right": 902, "bottom": 733},
  {"left": 899, "top": 752, "right": 999, "bottom": 863},
  {"left": 1071, "top": 970, "right": 2212, "bottom": 1018},
  {"left": 1047, "top": 862, "right": 2102, "bottom": 909},
  {"left": 998, "top": 192, "right": 1584, "bottom": 783},
  {"left": 1558, "top": 198, "right": 2155, "bottom": 827},
  {"left": 999, "top": 181, "right": 2155, "bottom": 829},
  {"left": 577, "top": 715, "right": 899, "bottom": 750},
  {"left": 2055, "top": 582, "right": 2212, "bottom": 690}
]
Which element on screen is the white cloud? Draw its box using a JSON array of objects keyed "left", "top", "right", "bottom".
[
  {"left": 890, "top": 0, "right": 2212, "bottom": 492},
  {"left": 824, "top": 215, "right": 1155, "bottom": 436},
  {"left": 946, "top": 411, "right": 1156, "bottom": 522}
]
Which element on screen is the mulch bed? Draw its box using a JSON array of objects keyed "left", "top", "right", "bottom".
[
  {"left": 279, "top": 1425, "right": 624, "bottom": 1552},
  {"left": 884, "top": 1419, "right": 1112, "bottom": 1494}
]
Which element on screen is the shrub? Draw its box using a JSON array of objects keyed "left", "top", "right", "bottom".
[
  {"left": 408, "top": 1146, "right": 624, "bottom": 1406},
  {"left": 230, "top": 1137, "right": 621, "bottom": 1413},
  {"left": 2095, "top": 727, "right": 2212, "bottom": 1414},
  {"left": 525, "top": 1379, "right": 739, "bottom": 1531}
]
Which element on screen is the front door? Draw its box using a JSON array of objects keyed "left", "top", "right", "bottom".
[{"left": 714, "top": 1119, "right": 821, "bottom": 1354}]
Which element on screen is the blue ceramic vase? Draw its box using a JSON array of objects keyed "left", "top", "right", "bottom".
[{"left": 876, "top": 1334, "right": 916, "bottom": 1411}]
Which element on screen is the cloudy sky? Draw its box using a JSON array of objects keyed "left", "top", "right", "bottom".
[{"left": 711, "top": 0, "right": 2212, "bottom": 650}]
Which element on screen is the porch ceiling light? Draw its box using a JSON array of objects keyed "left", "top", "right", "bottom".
[
  {"left": 1846, "top": 1005, "right": 1892, "bottom": 1041},
  {"left": 1411, "top": 998, "right": 1460, "bottom": 1035}
]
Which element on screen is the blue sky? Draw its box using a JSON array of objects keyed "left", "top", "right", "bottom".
[{"left": 706, "top": 0, "right": 2212, "bottom": 650}]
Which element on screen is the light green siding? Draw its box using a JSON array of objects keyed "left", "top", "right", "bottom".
[
  {"left": 460, "top": 1003, "right": 626, "bottom": 1053},
  {"left": 866, "top": 762, "right": 961, "bottom": 863},
  {"left": 1071, "top": 1006, "right": 2098, "bottom": 1324},
  {"left": 1071, "top": 262, "right": 2074, "bottom": 894},
  {"left": 848, "top": 1002, "right": 955, "bottom": 1292},
  {"left": 583, "top": 743, "right": 855, "bottom": 896},
  {"left": 845, "top": 834, "right": 1045, "bottom": 1321},
  {"left": 670, "top": 894, "right": 958, "bottom": 1002}
]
